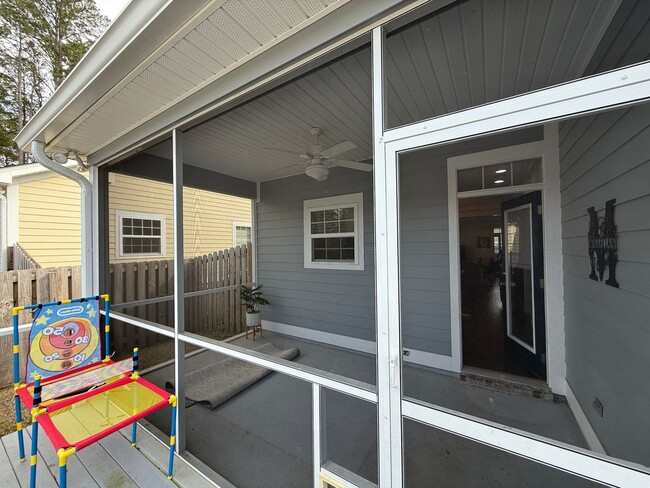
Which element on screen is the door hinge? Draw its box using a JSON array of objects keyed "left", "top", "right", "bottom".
[
  {"left": 539, "top": 278, "right": 544, "bottom": 289},
  {"left": 537, "top": 204, "right": 542, "bottom": 215},
  {"left": 541, "top": 353, "right": 546, "bottom": 364}
]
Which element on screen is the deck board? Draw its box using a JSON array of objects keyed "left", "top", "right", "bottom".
[
  {"left": 24, "top": 424, "right": 101, "bottom": 488},
  {"left": 0, "top": 436, "right": 20, "bottom": 487},
  {"left": 1, "top": 425, "right": 201, "bottom": 488},
  {"left": 1, "top": 431, "right": 58, "bottom": 488},
  {"left": 76, "top": 442, "right": 139, "bottom": 487},
  {"left": 99, "top": 433, "right": 175, "bottom": 488}
]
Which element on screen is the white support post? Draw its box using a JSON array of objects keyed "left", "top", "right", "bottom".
[
  {"left": 372, "top": 26, "right": 402, "bottom": 487},
  {"left": 89, "top": 165, "right": 100, "bottom": 295},
  {"left": 312, "top": 383, "right": 322, "bottom": 488},
  {"left": 172, "top": 128, "right": 186, "bottom": 453}
]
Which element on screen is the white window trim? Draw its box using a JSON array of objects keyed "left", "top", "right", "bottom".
[
  {"left": 232, "top": 221, "right": 252, "bottom": 247},
  {"left": 303, "top": 193, "right": 364, "bottom": 271},
  {"left": 115, "top": 210, "right": 166, "bottom": 259}
]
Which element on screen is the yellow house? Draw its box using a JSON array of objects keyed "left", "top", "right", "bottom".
[{"left": 0, "top": 163, "right": 252, "bottom": 267}]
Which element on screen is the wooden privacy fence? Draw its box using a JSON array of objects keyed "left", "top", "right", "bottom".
[
  {"left": 109, "top": 243, "right": 253, "bottom": 354},
  {"left": 0, "top": 244, "right": 253, "bottom": 388},
  {"left": 0, "top": 266, "right": 82, "bottom": 387}
]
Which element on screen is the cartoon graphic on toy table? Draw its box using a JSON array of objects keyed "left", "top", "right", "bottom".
[{"left": 26, "top": 301, "right": 101, "bottom": 381}]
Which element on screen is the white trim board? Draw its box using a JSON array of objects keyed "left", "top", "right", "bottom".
[
  {"left": 445, "top": 134, "right": 566, "bottom": 393},
  {"left": 262, "top": 320, "right": 454, "bottom": 371},
  {"left": 565, "top": 381, "right": 607, "bottom": 455}
]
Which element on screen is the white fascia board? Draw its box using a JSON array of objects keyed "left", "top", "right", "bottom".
[
  {"left": 88, "top": 0, "right": 409, "bottom": 166},
  {"left": 14, "top": 0, "right": 210, "bottom": 152},
  {"left": 0, "top": 161, "right": 78, "bottom": 184}
]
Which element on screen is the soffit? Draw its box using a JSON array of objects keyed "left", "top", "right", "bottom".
[
  {"left": 138, "top": 0, "right": 619, "bottom": 184},
  {"left": 53, "top": 0, "right": 345, "bottom": 156}
]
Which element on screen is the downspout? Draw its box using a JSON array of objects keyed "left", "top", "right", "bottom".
[
  {"left": 0, "top": 190, "right": 6, "bottom": 271},
  {"left": 31, "top": 141, "right": 92, "bottom": 295}
]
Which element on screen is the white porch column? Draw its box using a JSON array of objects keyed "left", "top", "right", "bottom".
[
  {"left": 173, "top": 129, "right": 186, "bottom": 452},
  {"left": 372, "top": 26, "right": 403, "bottom": 487}
]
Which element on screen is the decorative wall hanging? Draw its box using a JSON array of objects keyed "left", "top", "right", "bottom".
[{"left": 587, "top": 199, "right": 619, "bottom": 288}]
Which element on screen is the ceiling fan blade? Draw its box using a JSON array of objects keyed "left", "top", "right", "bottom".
[
  {"left": 322, "top": 140, "right": 356, "bottom": 158},
  {"left": 331, "top": 159, "right": 373, "bottom": 172}
]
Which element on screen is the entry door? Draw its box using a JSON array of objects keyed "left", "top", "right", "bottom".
[{"left": 501, "top": 191, "right": 546, "bottom": 379}]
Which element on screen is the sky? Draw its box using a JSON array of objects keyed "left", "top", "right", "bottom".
[{"left": 95, "top": 0, "right": 130, "bottom": 21}]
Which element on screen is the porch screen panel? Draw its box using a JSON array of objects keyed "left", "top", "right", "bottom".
[
  {"left": 321, "top": 388, "right": 378, "bottom": 486},
  {"left": 384, "top": 0, "right": 626, "bottom": 129},
  {"left": 396, "top": 106, "right": 650, "bottom": 478},
  {"left": 403, "top": 419, "right": 610, "bottom": 488}
]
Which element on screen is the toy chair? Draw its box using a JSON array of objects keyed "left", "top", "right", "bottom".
[{"left": 11, "top": 294, "right": 177, "bottom": 488}]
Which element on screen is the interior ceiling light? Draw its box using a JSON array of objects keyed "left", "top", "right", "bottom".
[
  {"left": 494, "top": 179, "right": 505, "bottom": 184},
  {"left": 495, "top": 169, "right": 507, "bottom": 174}
]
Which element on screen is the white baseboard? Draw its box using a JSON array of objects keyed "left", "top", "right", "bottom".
[
  {"left": 262, "top": 320, "right": 455, "bottom": 372},
  {"left": 565, "top": 381, "right": 606, "bottom": 454}
]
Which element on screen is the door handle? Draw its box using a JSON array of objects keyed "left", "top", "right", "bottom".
[{"left": 389, "top": 354, "right": 397, "bottom": 388}]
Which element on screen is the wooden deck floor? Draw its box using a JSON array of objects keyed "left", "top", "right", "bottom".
[{"left": 0, "top": 423, "right": 216, "bottom": 488}]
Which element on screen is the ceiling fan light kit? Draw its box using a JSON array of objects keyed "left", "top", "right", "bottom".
[
  {"left": 263, "top": 127, "right": 372, "bottom": 181},
  {"left": 305, "top": 164, "right": 329, "bottom": 181}
]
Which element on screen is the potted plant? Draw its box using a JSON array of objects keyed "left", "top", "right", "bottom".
[{"left": 240, "top": 284, "right": 270, "bottom": 328}]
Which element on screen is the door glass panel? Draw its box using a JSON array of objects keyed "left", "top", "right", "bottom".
[{"left": 505, "top": 206, "right": 534, "bottom": 350}]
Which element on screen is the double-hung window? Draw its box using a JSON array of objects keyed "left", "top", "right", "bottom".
[
  {"left": 233, "top": 222, "right": 252, "bottom": 246},
  {"left": 303, "top": 193, "right": 364, "bottom": 270},
  {"left": 116, "top": 211, "right": 165, "bottom": 258}
]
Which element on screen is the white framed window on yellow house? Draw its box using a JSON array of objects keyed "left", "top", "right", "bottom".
[
  {"left": 233, "top": 222, "right": 252, "bottom": 247},
  {"left": 116, "top": 210, "right": 165, "bottom": 258},
  {"left": 303, "top": 193, "right": 364, "bottom": 271}
]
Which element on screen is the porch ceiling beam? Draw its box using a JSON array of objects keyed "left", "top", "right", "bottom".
[
  {"left": 109, "top": 153, "right": 257, "bottom": 199},
  {"left": 382, "top": 61, "right": 650, "bottom": 150}
]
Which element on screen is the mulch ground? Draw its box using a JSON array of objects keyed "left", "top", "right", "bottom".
[{"left": 0, "top": 328, "right": 236, "bottom": 437}]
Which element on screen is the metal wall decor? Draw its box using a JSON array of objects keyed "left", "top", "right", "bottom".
[{"left": 587, "top": 199, "right": 619, "bottom": 288}]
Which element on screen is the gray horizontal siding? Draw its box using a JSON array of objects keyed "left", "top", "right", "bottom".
[
  {"left": 257, "top": 127, "right": 543, "bottom": 358},
  {"left": 560, "top": 102, "right": 650, "bottom": 466},
  {"left": 258, "top": 168, "right": 376, "bottom": 345},
  {"left": 400, "top": 153, "right": 452, "bottom": 354}
]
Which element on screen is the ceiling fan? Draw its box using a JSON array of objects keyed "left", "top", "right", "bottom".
[{"left": 264, "top": 127, "right": 372, "bottom": 181}]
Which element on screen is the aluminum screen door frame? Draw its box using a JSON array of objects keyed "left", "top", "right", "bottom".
[{"left": 374, "top": 22, "right": 650, "bottom": 486}]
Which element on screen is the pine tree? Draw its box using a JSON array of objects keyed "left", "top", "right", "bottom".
[{"left": 0, "top": 0, "right": 109, "bottom": 166}]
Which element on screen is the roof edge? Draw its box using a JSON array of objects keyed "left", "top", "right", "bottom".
[{"left": 14, "top": 0, "right": 173, "bottom": 151}]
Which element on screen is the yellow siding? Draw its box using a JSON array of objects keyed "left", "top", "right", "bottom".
[
  {"left": 18, "top": 174, "right": 82, "bottom": 267},
  {"left": 108, "top": 173, "right": 252, "bottom": 262}
]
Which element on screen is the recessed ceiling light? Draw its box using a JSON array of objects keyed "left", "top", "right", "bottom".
[
  {"left": 495, "top": 169, "right": 507, "bottom": 174},
  {"left": 494, "top": 179, "right": 504, "bottom": 184}
]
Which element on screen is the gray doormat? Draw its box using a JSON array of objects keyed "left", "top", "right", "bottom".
[{"left": 165, "top": 343, "right": 300, "bottom": 409}]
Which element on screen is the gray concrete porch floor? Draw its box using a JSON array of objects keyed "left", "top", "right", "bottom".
[{"left": 144, "top": 332, "right": 601, "bottom": 488}]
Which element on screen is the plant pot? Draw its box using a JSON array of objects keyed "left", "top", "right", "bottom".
[{"left": 246, "top": 311, "right": 261, "bottom": 327}]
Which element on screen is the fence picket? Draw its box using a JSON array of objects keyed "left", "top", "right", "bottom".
[{"left": 0, "top": 244, "right": 252, "bottom": 387}]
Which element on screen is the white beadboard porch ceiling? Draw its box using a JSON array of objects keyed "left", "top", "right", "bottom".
[
  {"left": 140, "top": 0, "right": 619, "bottom": 184},
  {"left": 54, "top": 0, "right": 345, "bottom": 156}
]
